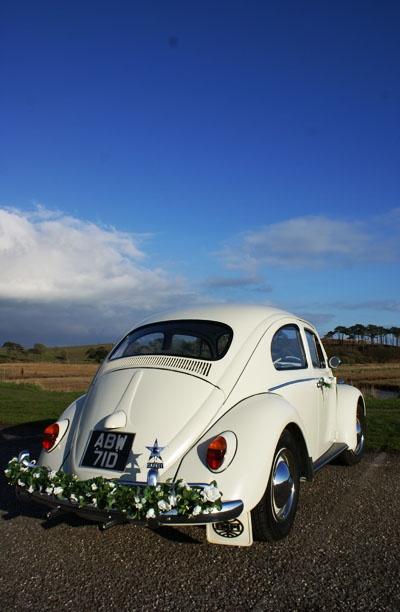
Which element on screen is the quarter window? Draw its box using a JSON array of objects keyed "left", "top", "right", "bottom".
[
  {"left": 271, "top": 325, "right": 307, "bottom": 370},
  {"left": 305, "top": 330, "right": 326, "bottom": 368}
]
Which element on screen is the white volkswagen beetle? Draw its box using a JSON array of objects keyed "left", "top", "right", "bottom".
[{"left": 9, "top": 305, "right": 365, "bottom": 546}]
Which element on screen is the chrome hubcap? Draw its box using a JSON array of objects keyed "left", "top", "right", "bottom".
[
  {"left": 271, "top": 448, "right": 296, "bottom": 522},
  {"left": 355, "top": 407, "right": 365, "bottom": 454}
]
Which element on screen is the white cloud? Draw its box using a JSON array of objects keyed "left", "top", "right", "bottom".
[
  {"left": 0, "top": 206, "right": 194, "bottom": 344},
  {"left": 219, "top": 213, "right": 400, "bottom": 271}
]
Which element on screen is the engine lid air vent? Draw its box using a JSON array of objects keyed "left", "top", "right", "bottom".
[{"left": 106, "top": 355, "right": 212, "bottom": 377}]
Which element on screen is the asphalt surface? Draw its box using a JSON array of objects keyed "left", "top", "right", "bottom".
[{"left": 0, "top": 423, "right": 399, "bottom": 611}]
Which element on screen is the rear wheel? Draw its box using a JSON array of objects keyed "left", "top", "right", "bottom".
[
  {"left": 339, "top": 402, "right": 366, "bottom": 466},
  {"left": 251, "top": 430, "right": 300, "bottom": 541}
]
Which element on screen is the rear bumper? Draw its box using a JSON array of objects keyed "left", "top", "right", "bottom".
[
  {"left": 16, "top": 487, "right": 243, "bottom": 527},
  {"left": 14, "top": 451, "right": 243, "bottom": 528}
]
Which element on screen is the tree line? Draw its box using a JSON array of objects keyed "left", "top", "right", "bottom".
[
  {"left": 324, "top": 324, "right": 400, "bottom": 346},
  {"left": 1, "top": 341, "right": 109, "bottom": 362}
]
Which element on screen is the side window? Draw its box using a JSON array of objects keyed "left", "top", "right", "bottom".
[
  {"left": 271, "top": 325, "right": 307, "bottom": 370},
  {"left": 305, "top": 330, "right": 326, "bottom": 368}
]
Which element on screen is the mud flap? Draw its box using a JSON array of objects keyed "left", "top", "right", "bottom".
[{"left": 206, "top": 511, "right": 253, "bottom": 546}]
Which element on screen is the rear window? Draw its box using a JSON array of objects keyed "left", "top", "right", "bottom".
[{"left": 109, "top": 320, "right": 233, "bottom": 361}]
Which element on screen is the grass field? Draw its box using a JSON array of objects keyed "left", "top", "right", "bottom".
[
  {"left": 1, "top": 360, "right": 399, "bottom": 395},
  {"left": 339, "top": 362, "right": 400, "bottom": 393},
  {"left": 0, "top": 382, "right": 82, "bottom": 426},
  {"left": 0, "top": 362, "right": 98, "bottom": 391},
  {"left": 0, "top": 382, "right": 399, "bottom": 451}
]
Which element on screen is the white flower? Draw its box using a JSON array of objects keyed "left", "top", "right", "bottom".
[
  {"left": 28, "top": 485, "right": 34, "bottom": 493},
  {"left": 168, "top": 494, "right": 177, "bottom": 507},
  {"left": 4, "top": 469, "right": 10, "bottom": 477},
  {"left": 201, "top": 485, "right": 221, "bottom": 503},
  {"left": 91, "top": 483, "right": 98, "bottom": 491},
  {"left": 141, "top": 497, "right": 146, "bottom": 504},
  {"left": 70, "top": 494, "right": 78, "bottom": 503},
  {"left": 192, "top": 505, "right": 202, "bottom": 516},
  {"left": 53, "top": 486, "right": 63, "bottom": 496},
  {"left": 155, "top": 485, "right": 161, "bottom": 492},
  {"left": 17, "top": 479, "right": 25, "bottom": 487},
  {"left": 135, "top": 502, "right": 143, "bottom": 510},
  {"left": 146, "top": 508, "right": 156, "bottom": 519},
  {"left": 92, "top": 499, "right": 98, "bottom": 507},
  {"left": 49, "top": 470, "right": 57, "bottom": 480},
  {"left": 33, "top": 472, "right": 40, "bottom": 479},
  {"left": 10, "top": 457, "right": 18, "bottom": 463},
  {"left": 109, "top": 482, "right": 116, "bottom": 489},
  {"left": 45, "top": 487, "right": 53, "bottom": 495},
  {"left": 158, "top": 500, "right": 171, "bottom": 512}
]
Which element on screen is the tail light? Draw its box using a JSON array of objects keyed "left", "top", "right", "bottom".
[
  {"left": 206, "top": 435, "right": 227, "bottom": 470},
  {"left": 42, "top": 423, "right": 60, "bottom": 451}
]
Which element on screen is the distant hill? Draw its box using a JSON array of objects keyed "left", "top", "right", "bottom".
[
  {"left": 0, "top": 343, "right": 114, "bottom": 364},
  {"left": 1, "top": 338, "right": 399, "bottom": 366},
  {"left": 322, "top": 339, "right": 400, "bottom": 364}
]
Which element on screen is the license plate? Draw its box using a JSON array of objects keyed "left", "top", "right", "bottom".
[{"left": 81, "top": 430, "right": 135, "bottom": 471}]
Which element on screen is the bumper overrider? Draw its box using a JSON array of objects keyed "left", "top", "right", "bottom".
[{"left": 11, "top": 451, "right": 244, "bottom": 529}]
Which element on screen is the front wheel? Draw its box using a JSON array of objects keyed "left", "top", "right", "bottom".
[{"left": 251, "top": 430, "right": 300, "bottom": 541}]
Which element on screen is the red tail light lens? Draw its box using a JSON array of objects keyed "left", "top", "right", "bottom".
[
  {"left": 206, "top": 435, "right": 227, "bottom": 470},
  {"left": 42, "top": 423, "right": 59, "bottom": 451}
]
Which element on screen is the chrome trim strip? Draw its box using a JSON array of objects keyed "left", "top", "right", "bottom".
[{"left": 268, "top": 377, "right": 319, "bottom": 392}]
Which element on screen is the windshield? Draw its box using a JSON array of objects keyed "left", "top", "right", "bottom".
[{"left": 109, "top": 319, "right": 233, "bottom": 361}]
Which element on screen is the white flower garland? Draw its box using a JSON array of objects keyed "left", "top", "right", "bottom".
[{"left": 5, "top": 456, "right": 223, "bottom": 519}]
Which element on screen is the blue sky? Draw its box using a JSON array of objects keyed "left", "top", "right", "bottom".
[{"left": 1, "top": 1, "right": 399, "bottom": 345}]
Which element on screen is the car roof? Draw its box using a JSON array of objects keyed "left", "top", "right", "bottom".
[{"left": 137, "top": 303, "right": 299, "bottom": 335}]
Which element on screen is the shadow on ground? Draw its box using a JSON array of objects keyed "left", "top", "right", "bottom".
[{"left": 0, "top": 421, "right": 200, "bottom": 544}]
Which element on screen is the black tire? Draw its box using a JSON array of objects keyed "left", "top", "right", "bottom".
[
  {"left": 339, "top": 402, "right": 366, "bottom": 466},
  {"left": 251, "top": 430, "right": 300, "bottom": 542}
]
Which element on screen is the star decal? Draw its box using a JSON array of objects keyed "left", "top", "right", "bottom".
[{"left": 146, "top": 439, "right": 165, "bottom": 460}]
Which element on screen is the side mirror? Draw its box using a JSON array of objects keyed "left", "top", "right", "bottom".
[{"left": 328, "top": 356, "right": 341, "bottom": 369}]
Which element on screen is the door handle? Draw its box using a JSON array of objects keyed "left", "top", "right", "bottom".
[{"left": 317, "top": 376, "right": 333, "bottom": 388}]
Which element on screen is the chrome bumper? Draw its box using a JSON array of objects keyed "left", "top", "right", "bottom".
[
  {"left": 14, "top": 451, "right": 243, "bottom": 528},
  {"left": 16, "top": 487, "right": 243, "bottom": 527}
]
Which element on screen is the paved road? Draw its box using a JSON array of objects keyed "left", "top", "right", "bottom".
[{"left": 0, "top": 423, "right": 399, "bottom": 611}]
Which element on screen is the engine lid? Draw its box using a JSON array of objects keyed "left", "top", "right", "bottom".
[{"left": 71, "top": 368, "right": 225, "bottom": 481}]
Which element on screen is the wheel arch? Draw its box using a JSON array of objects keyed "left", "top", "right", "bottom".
[
  {"left": 175, "top": 392, "right": 311, "bottom": 512},
  {"left": 285, "top": 422, "right": 313, "bottom": 481},
  {"left": 336, "top": 383, "right": 365, "bottom": 450}
]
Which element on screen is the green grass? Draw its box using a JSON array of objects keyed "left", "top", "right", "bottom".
[
  {"left": 0, "top": 382, "right": 83, "bottom": 426},
  {"left": 365, "top": 397, "right": 400, "bottom": 452},
  {"left": 0, "top": 383, "right": 399, "bottom": 452}
]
